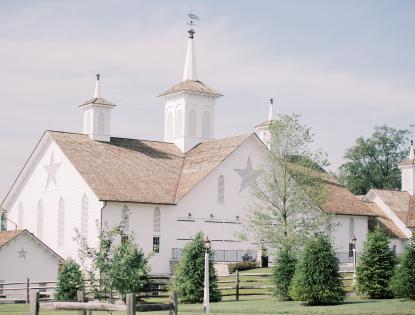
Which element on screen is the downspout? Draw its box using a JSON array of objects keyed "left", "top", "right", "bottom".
[{"left": 100, "top": 201, "right": 107, "bottom": 233}]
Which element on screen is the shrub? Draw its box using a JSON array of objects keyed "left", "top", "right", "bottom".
[
  {"left": 109, "top": 236, "right": 150, "bottom": 296},
  {"left": 228, "top": 261, "right": 258, "bottom": 274},
  {"left": 390, "top": 235, "right": 415, "bottom": 299},
  {"left": 55, "top": 259, "right": 84, "bottom": 301},
  {"left": 290, "top": 235, "right": 345, "bottom": 305},
  {"left": 272, "top": 246, "right": 297, "bottom": 300},
  {"left": 357, "top": 225, "right": 395, "bottom": 298},
  {"left": 173, "top": 232, "right": 221, "bottom": 303}
]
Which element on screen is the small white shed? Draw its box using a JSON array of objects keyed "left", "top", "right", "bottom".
[{"left": 0, "top": 230, "right": 64, "bottom": 301}]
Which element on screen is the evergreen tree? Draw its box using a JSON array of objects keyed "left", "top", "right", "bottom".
[
  {"left": 390, "top": 234, "right": 415, "bottom": 299},
  {"left": 109, "top": 235, "right": 150, "bottom": 296},
  {"left": 55, "top": 259, "right": 84, "bottom": 301},
  {"left": 272, "top": 245, "right": 297, "bottom": 300},
  {"left": 290, "top": 235, "right": 345, "bottom": 305},
  {"left": 357, "top": 225, "right": 395, "bottom": 298},
  {"left": 173, "top": 232, "right": 221, "bottom": 303}
]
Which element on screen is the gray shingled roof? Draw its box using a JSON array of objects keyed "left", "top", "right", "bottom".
[
  {"left": 79, "top": 97, "right": 115, "bottom": 107},
  {"left": 158, "top": 80, "right": 222, "bottom": 97},
  {"left": 254, "top": 120, "right": 276, "bottom": 128},
  {"left": 50, "top": 131, "right": 249, "bottom": 204},
  {"left": 371, "top": 189, "right": 415, "bottom": 228}
]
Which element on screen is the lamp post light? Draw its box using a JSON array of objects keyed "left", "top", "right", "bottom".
[
  {"left": 203, "top": 235, "right": 211, "bottom": 314},
  {"left": 352, "top": 235, "right": 357, "bottom": 284}
]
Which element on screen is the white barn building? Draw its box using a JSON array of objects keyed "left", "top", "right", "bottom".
[
  {"left": 1, "top": 25, "right": 400, "bottom": 275},
  {"left": 0, "top": 230, "right": 63, "bottom": 300}
]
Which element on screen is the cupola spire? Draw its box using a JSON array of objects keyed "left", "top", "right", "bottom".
[
  {"left": 268, "top": 98, "right": 274, "bottom": 121},
  {"left": 94, "top": 73, "right": 100, "bottom": 98},
  {"left": 183, "top": 13, "right": 199, "bottom": 81},
  {"left": 79, "top": 74, "right": 116, "bottom": 142},
  {"left": 410, "top": 124, "right": 415, "bottom": 160}
]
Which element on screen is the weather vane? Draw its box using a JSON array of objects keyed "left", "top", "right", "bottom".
[
  {"left": 187, "top": 12, "right": 200, "bottom": 38},
  {"left": 410, "top": 124, "right": 415, "bottom": 145}
]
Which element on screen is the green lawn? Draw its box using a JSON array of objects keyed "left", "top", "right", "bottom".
[{"left": 1, "top": 298, "right": 415, "bottom": 315}]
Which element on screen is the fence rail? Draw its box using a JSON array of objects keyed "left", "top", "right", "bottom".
[
  {"left": 29, "top": 291, "right": 178, "bottom": 315},
  {"left": 0, "top": 278, "right": 56, "bottom": 303},
  {"left": 172, "top": 248, "right": 257, "bottom": 262}
]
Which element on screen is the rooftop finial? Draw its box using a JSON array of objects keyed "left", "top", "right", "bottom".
[
  {"left": 183, "top": 13, "right": 200, "bottom": 81},
  {"left": 268, "top": 98, "right": 274, "bottom": 121},
  {"left": 410, "top": 124, "right": 415, "bottom": 160},
  {"left": 187, "top": 13, "right": 199, "bottom": 37},
  {"left": 94, "top": 73, "right": 100, "bottom": 98}
]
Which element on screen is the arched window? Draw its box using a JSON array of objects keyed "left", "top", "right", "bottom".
[
  {"left": 153, "top": 207, "right": 161, "bottom": 234},
  {"left": 349, "top": 217, "right": 355, "bottom": 239},
  {"left": 218, "top": 175, "right": 224, "bottom": 204},
  {"left": 98, "top": 112, "right": 105, "bottom": 133},
  {"left": 202, "top": 111, "right": 210, "bottom": 138},
  {"left": 188, "top": 109, "right": 197, "bottom": 136},
  {"left": 37, "top": 200, "right": 44, "bottom": 240},
  {"left": 0, "top": 212, "right": 7, "bottom": 231},
  {"left": 81, "top": 194, "right": 89, "bottom": 237},
  {"left": 58, "top": 197, "right": 65, "bottom": 247},
  {"left": 167, "top": 111, "right": 174, "bottom": 138},
  {"left": 122, "top": 205, "right": 129, "bottom": 233},
  {"left": 18, "top": 202, "right": 24, "bottom": 229},
  {"left": 175, "top": 108, "right": 183, "bottom": 137}
]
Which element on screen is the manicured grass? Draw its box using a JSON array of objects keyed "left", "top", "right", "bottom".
[{"left": 2, "top": 298, "right": 415, "bottom": 315}]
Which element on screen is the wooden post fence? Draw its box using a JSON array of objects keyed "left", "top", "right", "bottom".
[
  {"left": 26, "top": 278, "right": 30, "bottom": 303},
  {"left": 126, "top": 293, "right": 135, "bottom": 315},
  {"left": 30, "top": 292, "right": 178, "bottom": 314},
  {"left": 235, "top": 270, "right": 240, "bottom": 301},
  {"left": 29, "top": 291, "right": 39, "bottom": 315}
]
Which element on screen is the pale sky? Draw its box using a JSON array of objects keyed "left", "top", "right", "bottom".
[{"left": 1, "top": 0, "right": 414, "bottom": 200}]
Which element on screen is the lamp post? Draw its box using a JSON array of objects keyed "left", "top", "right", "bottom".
[
  {"left": 352, "top": 235, "right": 357, "bottom": 284},
  {"left": 203, "top": 235, "right": 211, "bottom": 314}
]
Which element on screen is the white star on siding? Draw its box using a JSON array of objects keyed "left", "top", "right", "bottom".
[
  {"left": 44, "top": 153, "right": 61, "bottom": 189},
  {"left": 18, "top": 247, "right": 27, "bottom": 259},
  {"left": 234, "top": 157, "right": 259, "bottom": 192}
]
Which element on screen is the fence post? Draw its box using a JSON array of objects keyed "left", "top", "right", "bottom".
[
  {"left": 26, "top": 278, "right": 30, "bottom": 303},
  {"left": 126, "top": 293, "right": 136, "bottom": 315},
  {"left": 29, "top": 291, "right": 39, "bottom": 315},
  {"left": 169, "top": 292, "right": 178, "bottom": 315},
  {"left": 235, "top": 270, "right": 240, "bottom": 301},
  {"left": 77, "top": 291, "right": 87, "bottom": 315}
]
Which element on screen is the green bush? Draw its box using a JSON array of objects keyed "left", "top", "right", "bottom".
[
  {"left": 173, "top": 232, "right": 221, "bottom": 303},
  {"left": 272, "top": 246, "right": 297, "bottom": 300},
  {"left": 55, "top": 259, "right": 84, "bottom": 301},
  {"left": 290, "top": 235, "right": 345, "bottom": 305},
  {"left": 357, "top": 225, "right": 395, "bottom": 298},
  {"left": 228, "top": 261, "right": 258, "bottom": 274},
  {"left": 390, "top": 234, "right": 415, "bottom": 299},
  {"left": 109, "top": 236, "right": 150, "bottom": 296}
]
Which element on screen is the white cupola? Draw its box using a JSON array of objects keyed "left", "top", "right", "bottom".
[
  {"left": 399, "top": 140, "right": 415, "bottom": 195},
  {"left": 79, "top": 74, "right": 116, "bottom": 142},
  {"left": 255, "top": 98, "right": 275, "bottom": 148},
  {"left": 158, "top": 19, "right": 222, "bottom": 152}
]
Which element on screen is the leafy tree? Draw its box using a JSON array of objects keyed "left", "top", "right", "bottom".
[
  {"left": 110, "top": 236, "right": 150, "bottom": 296},
  {"left": 271, "top": 245, "right": 297, "bottom": 300},
  {"left": 339, "top": 125, "right": 409, "bottom": 195},
  {"left": 55, "top": 259, "right": 84, "bottom": 301},
  {"left": 76, "top": 222, "right": 150, "bottom": 299},
  {"left": 246, "top": 114, "right": 332, "bottom": 251},
  {"left": 290, "top": 235, "right": 345, "bottom": 305},
  {"left": 357, "top": 225, "right": 395, "bottom": 298},
  {"left": 173, "top": 232, "right": 221, "bottom": 303},
  {"left": 390, "top": 234, "right": 415, "bottom": 299}
]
